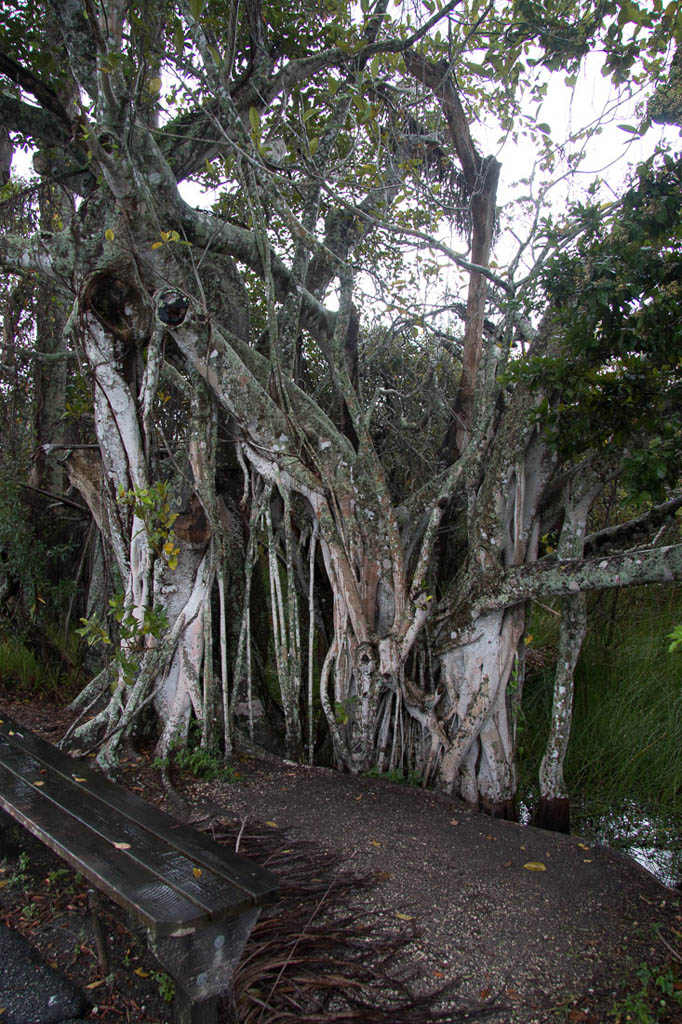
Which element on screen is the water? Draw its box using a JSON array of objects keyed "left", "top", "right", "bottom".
[
  {"left": 572, "top": 798, "right": 682, "bottom": 889},
  {"left": 520, "top": 796, "right": 681, "bottom": 888}
]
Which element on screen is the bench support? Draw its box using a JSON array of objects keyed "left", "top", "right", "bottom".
[{"left": 150, "top": 907, "right": 261, "bottom": 1024}]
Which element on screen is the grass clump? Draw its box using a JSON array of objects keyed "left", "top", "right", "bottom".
[
  {"left": 153, "top": 741, "right": 239, "bottom": 783},
  {"left": 363, "top": 766, "right": 423, "bottom": 787}
]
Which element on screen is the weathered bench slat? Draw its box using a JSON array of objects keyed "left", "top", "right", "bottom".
[
  {"left": 0, "top": 719, "right": 273, "bottom": 899},
  {"left": 0, "top": 761, "right": 207, "bottom": 932},
  {"left": 0, "top": 738, "right": 250, "bottom": 928},
  {"left": 0, "top": 716, "right": 279, "bottom": 1023}
]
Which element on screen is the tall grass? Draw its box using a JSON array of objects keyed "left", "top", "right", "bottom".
[
  {"left": 519, "top": 586, "right": 682, "bottom": 878},
  {"left": 0, "top": 635, "right": 78, "bottom": 699}
]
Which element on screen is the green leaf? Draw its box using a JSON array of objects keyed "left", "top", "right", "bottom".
[
  {"left": 537, "top": 123, "right": 551, "bottom": 135},
  {"left": 208, "top": 45, "right": 222, "bottom": 67},
  {"left": 308, "top": 137, "right": 319, "bottom": 156},
  {"left": 249, "top": 107, "right": 260, "bottom": 135},
  {"left": 189, "top": 0, "right": 205, "bottom": 19},
  {"left": 617, "top": 124, "right": 641, "bottom": 135}
]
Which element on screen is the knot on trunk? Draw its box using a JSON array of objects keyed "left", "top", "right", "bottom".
[
  {"left": 157, "top": 290, "right": 190, "bottom": 327},
  {"left": 173, "top": 493, "right": 211, "bottom": 549},
  {"left": 82, "top": 266, "right": 151, "bottom": 345}
]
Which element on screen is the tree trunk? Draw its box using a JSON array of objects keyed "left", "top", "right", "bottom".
[{"left": 438, "top": 606, "right": 524, "bottom": 814}]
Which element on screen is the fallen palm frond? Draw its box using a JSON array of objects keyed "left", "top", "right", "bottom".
[{"left": 202, "top": 819, "right": 503, "bottom": 1024}]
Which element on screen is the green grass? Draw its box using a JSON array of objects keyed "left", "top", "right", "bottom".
[
  {"left": 0, "top": 636, "right": 77, "bottom": 698},
  {"left": 519, "top": 586, "right": 682, "bottom": 881},
  {"left": 0, "top": 639, "right": 42, "bottom": 691}
]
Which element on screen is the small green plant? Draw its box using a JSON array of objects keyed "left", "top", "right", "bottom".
[
  {"left": 364, "top": 766, "right": 423, "bottom": 787},
  {"left": 153, "top": 733, "right": 238, "bottom": 783},
  {"left": 667, "top": 625, "right": 682, "bottom": 653},
  {"left": 77, "top": 592, "right": 169, "bottom": 685},
  {"left": 611, "top": 961, "right": 682, "bottom": 1022},
  {"left": 21, "top": 901, "right": 38, "bottom": 920},
  {"left": 152, "top": 970, "right": 175, "bottom": 1003},
  {"left": 46, "top": 867, "right": 71, "bottom": 888},
  {"left": 174, "top": 744, "right": 237, "bottom": 782},
  {"left": 117, "top": 481, "right": 180, "bottom": 568},
  {"left": 334, "top": 696, "right": 358, "bottom": 726},
  {"left": 9, "top": 851, "right": 31, "bottom": 888},
  {"left": 64, "top": 372, "right": 93, "bottom": 421}
]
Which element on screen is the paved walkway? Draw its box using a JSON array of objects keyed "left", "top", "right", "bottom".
[{"left": 0, "top": 924, "right": 89, "bottom": 1024}]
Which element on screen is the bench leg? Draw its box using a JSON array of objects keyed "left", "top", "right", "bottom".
[
  {"left": 174, "top": 988, "right": 218, "bottom": 1024},
  {"left": 150, "top": 908, "right": 260, "bottom": 1024}
]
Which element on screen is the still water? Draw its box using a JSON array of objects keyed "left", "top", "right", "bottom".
[
  {"left": 520, "top": 796, "right": 681, "bottom": 888},
  {"left": 571, "top": 798, "right": 681, "bottom": 889}
]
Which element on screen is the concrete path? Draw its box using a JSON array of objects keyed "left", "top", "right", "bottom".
[{"left": 0, "top": 924, "right": 89, "bottom": 1024}]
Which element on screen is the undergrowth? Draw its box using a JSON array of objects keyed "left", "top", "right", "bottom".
[
  {"left": 0, "top": 634, "right": 82, "bottom": 700},
  {"left": 609, "top": 932, "right": 682, "bottom": 1024},
  {"left": 153, "top": 742, "right": 239, "bottom": 783}
]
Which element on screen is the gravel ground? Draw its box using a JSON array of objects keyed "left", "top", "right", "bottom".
[
  {"left": 170, "top": 752, "right": 681, "bottom": 1023},
  {"left": 1, "top": 697, "right": 680, "bottom": 1024}
]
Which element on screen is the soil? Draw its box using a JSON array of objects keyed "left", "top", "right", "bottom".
[{"left": 1, "top": 693, "right": 681, "bottom": 1024}]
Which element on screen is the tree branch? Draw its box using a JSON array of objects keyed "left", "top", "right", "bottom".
[
  {"left": 583, "top": 494, "right": 682, "bottom": 557},
  {"left": 0, "top": 51, "right": 72, "bottom": 129},
  {"left": 473, "top": 543, "right": 682, "bottom": 616},
  {"left": 0, "top": 93, "right": 70, "bottom": 150}
]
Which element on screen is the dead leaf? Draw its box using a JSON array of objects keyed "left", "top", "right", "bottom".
[
  {"left": 0, "top": 882, "right": 7, "bottom": 889},
  {"left": 355, "top": 795, "right": 363, "bottom": 801},
  {"left": 520, "top": 844, "right": 526, "bottom": 850},
  {"left": 375, "top": 870, "right": 391, "bottom": 881},
  {"left": 113, "top": 841, "right": 131, "bottom": 850},
  {"left": 33, "top": 780, "right": 45, "bottom": 787},
  {"left": 73, "top": 776, "right": 86, "bottom": 783},
  {"left": 568, "top": 1011, "right": 590, "bottom": 1022},
  {"left": 396, "top": 912, "right": 414, "bottom": 920},
  {"left": 577, "top": 842, "right": 590, "bottom": 850},
  {"left": 523, "top": 861, "right": 546, "bottom": 872},
  {"left": 265, "top": 821, "right": 278, "bottom": 828},
  {"left": 485, "top": 834, "right": 496, "bottom": 841},
  {"left": 86, "top": 980, "right": 105, "bottom": 990},
  {"left": 433, "top": 970, "right": 445, "bottom": 979},
  {"left": 583, "top": 858, "right": 593, "bottom": 863},
  {"left": 503, "top": 860, "right": 512, "bottom": 867},
  {"left": 370, "top": 839, "right": 381, "bottom": 847},
  {"left": 192, "top": 867, "right": 202, "bottom": 878},
  {"left": 480, "top": 988, "right": 491, "bottom": 999},
  {"left": 134, "top": 968, "right": 150, "bottom": 978},
  {"left": 449, "top": 819, "right": 459, "bottom": 825}
]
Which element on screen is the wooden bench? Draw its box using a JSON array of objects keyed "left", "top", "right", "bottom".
[{"left": 0, "top": 715, "right": 278, "bottom": 1024}]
